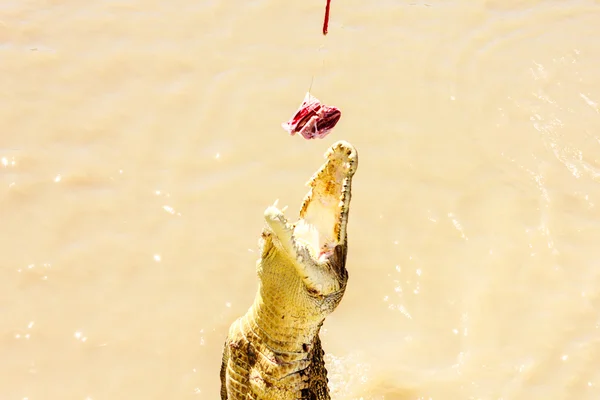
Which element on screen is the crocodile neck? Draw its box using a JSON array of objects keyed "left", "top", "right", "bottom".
[{"left": 243, "top": 282, "right": 325, "bottom": 355}]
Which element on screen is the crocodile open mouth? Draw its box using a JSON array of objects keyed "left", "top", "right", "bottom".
[
  {"left": 293, "top": 141, "right": 357, "bottom": 262},
  {"left": 263, "top": 142, "right": 357, "bottom": 260},
  {"left": 263, "top": 141, "right": 357, "bottom": 294}
]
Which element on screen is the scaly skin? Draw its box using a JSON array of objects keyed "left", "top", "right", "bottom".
[{"left": 220, "top": 141, "right": 358, "bottom": 400}]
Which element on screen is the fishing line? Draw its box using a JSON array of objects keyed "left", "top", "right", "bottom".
[{"left": 308, "top": 45, "right": 327, "bottom": 94}]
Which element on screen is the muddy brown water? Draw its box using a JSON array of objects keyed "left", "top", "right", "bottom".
[{"left": 2, "top": 1, "right": 600, "bottom": 399}]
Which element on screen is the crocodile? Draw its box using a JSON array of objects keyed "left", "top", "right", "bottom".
[{"left": 220, "top": 140, "right": 358, "bottom": 400}]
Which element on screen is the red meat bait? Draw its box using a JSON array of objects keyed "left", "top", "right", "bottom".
[{"left": 281, "top": 92, "right": 341, "bottom": 140}]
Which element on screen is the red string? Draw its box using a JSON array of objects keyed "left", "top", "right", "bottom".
[{"left": 323, "top": 0, "right": 331, "bottom": 35}]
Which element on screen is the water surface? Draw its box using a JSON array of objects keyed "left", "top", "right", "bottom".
[{"left": 2, "top": 0, "right": 600, "bottom": 398}]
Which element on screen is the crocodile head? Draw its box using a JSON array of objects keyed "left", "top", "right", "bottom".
[{"left": 260, "top": 141, "right": 358, "bottom": 309}]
